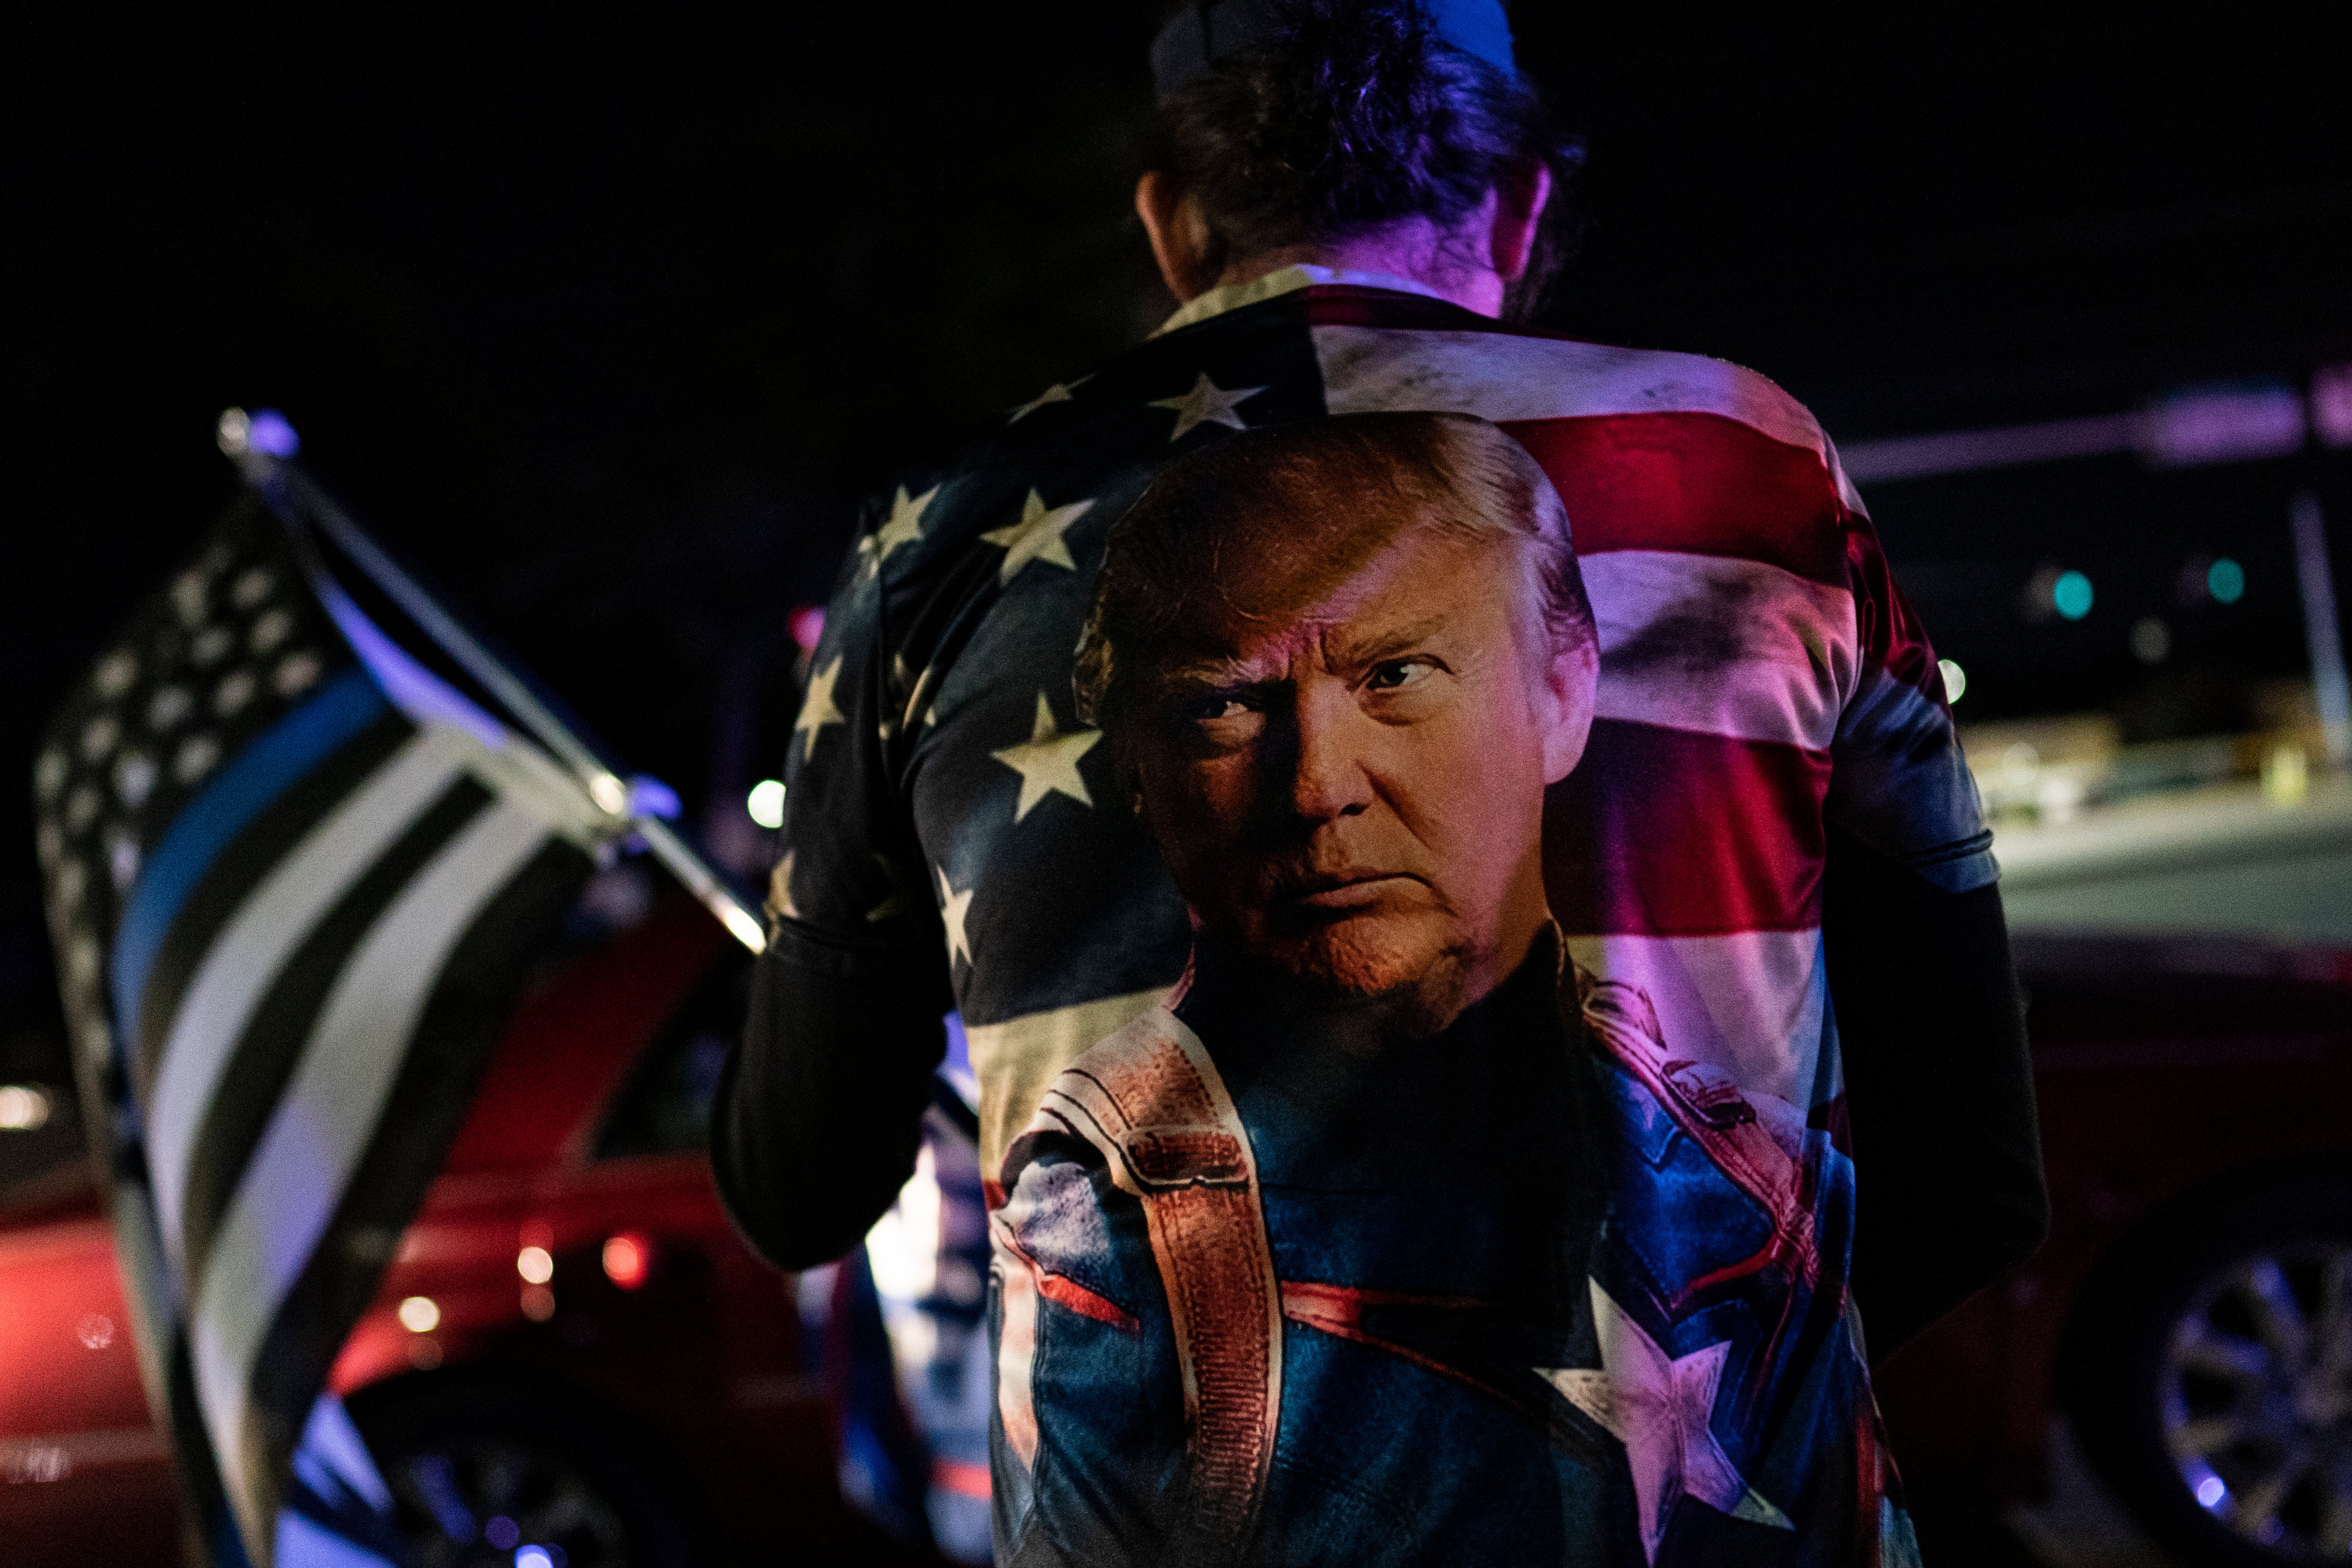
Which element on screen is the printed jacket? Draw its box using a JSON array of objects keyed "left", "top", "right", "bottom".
[
  {"left": 990, "top": 939, "right": 1919, "bottom": 1566},
  {"left": 770, "top": 267, "right": 1990, "bottom": 1181}
]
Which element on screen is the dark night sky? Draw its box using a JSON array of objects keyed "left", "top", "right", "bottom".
[{"left": 7, "top": 5, "right": 2351, "bottom": 1079}]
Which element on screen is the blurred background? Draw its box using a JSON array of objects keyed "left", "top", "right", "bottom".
[{"left": 6, "top": 6, "right": 2351, "bottom": 1565}]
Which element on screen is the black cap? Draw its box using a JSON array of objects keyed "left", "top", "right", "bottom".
[{"left": 1149, "top": 0, "right": 1518, "bottom": 103}]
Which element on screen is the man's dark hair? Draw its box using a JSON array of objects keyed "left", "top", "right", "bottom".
[{"left": 1153, "top": 0, "right": 1584, "bottom": 322}]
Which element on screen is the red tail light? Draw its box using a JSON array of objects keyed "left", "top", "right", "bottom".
[{"left": 602, "top": 1232, "right": 651, "bottom": 1290}]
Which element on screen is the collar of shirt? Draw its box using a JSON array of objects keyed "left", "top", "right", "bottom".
[{"left": 1150, "top": 263, "right": 1452, "bottom": 337}]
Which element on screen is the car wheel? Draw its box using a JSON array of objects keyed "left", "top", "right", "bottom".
[
  {"left": 2068, "top": 1176, "right": 2352, "bottom": 1566},
  {"left": 346, "top": 1375, "right": 699, "bottom": 1568}
]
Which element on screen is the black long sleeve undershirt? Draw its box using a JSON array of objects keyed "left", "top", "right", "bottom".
[
  {"left": 714, "top": 831, "right": 2051, "bottom": 1358},
  {"left": 1824, "top": 823, "right": 2050, "bottom": 1362},
  {"left": 710, "top": 930, "right": 949, "bottom": 1271}
]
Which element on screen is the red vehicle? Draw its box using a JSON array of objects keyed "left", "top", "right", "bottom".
[
  {"left": 0, "top": 895, "right": 907, "bottom": 1568},
  {"left": 14, "top": 902, "right": 2352, "bottom": 1566},
  {"left": 1879, "top": 931, "right": 2352, "bottom": 1566}
]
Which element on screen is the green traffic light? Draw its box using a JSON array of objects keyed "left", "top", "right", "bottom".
[
  {"left": 2053, "top": 569, "right": 2094, "bottom": 621},
  {"left": 2207, "top": 558, "right": 2245, "bottom": 604}
]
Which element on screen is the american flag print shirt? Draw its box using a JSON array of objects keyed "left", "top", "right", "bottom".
[{"left": 769, "top": 268, "right": 1991, "bottom": 1181}]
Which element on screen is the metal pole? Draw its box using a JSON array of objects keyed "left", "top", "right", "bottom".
[
  {"left": 637, "top": 816, "right": 771, "bottom": 952},
  {"left": 222, "top": 417, "right": 769, "bottom": 953},
  {"left": 280, "top": 466, "right": 634, "bottom": 808},
  {"left": 2290, "top": 490, "right": 2352, "bottom": 769}
]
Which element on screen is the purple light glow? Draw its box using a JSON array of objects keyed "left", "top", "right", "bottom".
[
  {"left": 247, "top": 409, "right": 301, "bottom": 457},
  {"left": 626, "top": 775, "right": 680, "bottom": 819}
]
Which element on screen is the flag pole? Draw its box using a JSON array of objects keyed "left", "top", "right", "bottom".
[{"left": 219, "top": 411, "right": 768, "bottom": 955}]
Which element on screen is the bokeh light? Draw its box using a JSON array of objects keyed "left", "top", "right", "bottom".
[
  {"left": 2053, "top": 569, "right": 2094, "bottom": 620},
  {"left": 1938, "top": 659, "right": 1967, "bottom": 703},
  {"left": 2207, "top": 557, "right": 2245, "bottom": 604},
  {"left": 603, "top": 1233, "right": 650, "bottom": 1290},
  {"left": 0, "top": 1085, "right": 52, "bottom": 1130},
  {"left": 746, "top": 779, "right": 786, "bottom": 829}
]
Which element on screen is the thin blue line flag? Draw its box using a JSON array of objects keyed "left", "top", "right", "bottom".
[{"left": 35, "top": 467, "right": 623, "bottom": 1566}]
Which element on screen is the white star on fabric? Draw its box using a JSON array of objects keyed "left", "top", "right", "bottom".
[
  {"left": 980, "top": 490, "right": 1093, "bottom": 586},
  {"left": 1541, "top": 1280, "right": 1792, "bottom": 1563},
  {"left": 1010, "top": 377, "right": 1089, "bottom": 421},
  {"left": 794, "top": 656, "right": 846, "bottom": 761},
  {"left": 937, "top": 866, "right": 976, "bottom": 970},
  {"left": 860, "top": 484, "right": 936, "bottom": 578},
  {"left": 990, "top": 692, "right": 1100, "bottom": 822},
  {"left": 1150, "top": 373, "right": 1266, "bottom": 442}
]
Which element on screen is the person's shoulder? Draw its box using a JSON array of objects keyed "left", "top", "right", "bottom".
[
  {"left": 863, "top": 307, "right": 1318, "bottom": 572},
  {"left": 1305, "top": 297, "right": 1861, "bottom": 509}
]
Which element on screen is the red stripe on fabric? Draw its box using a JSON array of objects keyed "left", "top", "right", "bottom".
[
  {"left": 1036, "top": 1270, "right": 1142, "bottom": 1335},
  {"left": 1545, "top": 720, "right": 1828, "bottom": 936},
  {"left": 931, "top": 1457, "right": 992, "bottom": 1499},
  {"left": 996, "top": 1216, "right": 1143, "bottom": 1334},
  {"left": 1296, "top": 286, "right": 1490, "bottom": 332},
  {"left": 1279, "top": 1283, "right": 1512, "bottom": 1403},
  {"left": 1504, "top": 415, "right": 1850, "bottom": 586},
  {"left": 1278, "top": 1280, "right": 1490, "bottom": 1329}
]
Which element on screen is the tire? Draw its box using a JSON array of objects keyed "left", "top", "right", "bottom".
[
  {"left": 2066, "top": 1174, "right": 2352, "bottom": 1567},
  {"left": 345, "top": 1375, "right": 700, "bottom": 1568}
]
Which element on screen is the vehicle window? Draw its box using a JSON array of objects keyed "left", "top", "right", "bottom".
[{"left": 594, "top": 945, "right": 752, "bottom": 1159}]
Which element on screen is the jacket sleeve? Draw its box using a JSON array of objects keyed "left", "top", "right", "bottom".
[
  {"left": 711, "top": 500, "right": 954, "bottom": 1270},
  {"left": 1823, "top": 516, "right": 2048, "bottom": 1359},
  {"left": 1824, "top": 825, "right": 2046, "bottom": 1359}
]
